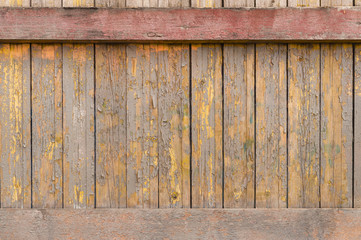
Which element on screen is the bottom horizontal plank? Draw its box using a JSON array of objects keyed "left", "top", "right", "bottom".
[{"left": 0, "top": 209, "right": 360, "bottom": 239}]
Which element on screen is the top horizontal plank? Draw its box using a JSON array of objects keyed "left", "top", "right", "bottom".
[{"left": 1, "top": 7, "right": 361, "bottom": 42}]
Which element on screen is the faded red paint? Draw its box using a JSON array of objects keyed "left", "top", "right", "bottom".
[{"left": 0, "top": 8, "right": 361, "bottom": 42}]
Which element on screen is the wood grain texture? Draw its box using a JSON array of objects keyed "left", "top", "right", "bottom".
[
  {"left": 288, "top": 0, "right": 319, "bottom": 7},
  {"left": 0, "top": 0, "right": 29, "bottom": 6},
  {"left": 191, "top": 44, "right": 222, "bottom": 208},
  {"left": 63, "top": 0, "right": 93, "bottom": 7},
  {"left": 126, "top": 0, "right": 189, "bottom": 7},
  {"left": 96, "top": 0, "right": 125, "bottom": 7},
  {"left": 321, "top": 0, "right": 352, "bottom": 6},
  {"left": 31, "top": 0, "right": 61, "bottom": 7},
  {"left": 224, "top": 0, "right": 253, "bottom": 7},
  {"left": 320, "top": 44, "right": 353, "bottom": 208},
  {"left": 126, "top": 44, "right": 158, "bottom": 208},
  {"left": 288, "top": 44, "right": 320, "bottom": 208},
  {"left": 256, "top": 44, "right": 287, "bottom": 208},
  {"left": 355, "top": 45, "right": 361, "bottom": 208},
  {"left": 191, "top": 0, "right": 221, "bottom": 7},
  {"left": 256, "top": 0, "right": 286, "bottom": 7},
  {"left": 32, "top": 44, "right": 63, "bottom": 208},
  {"left": 1, "top": 209, "right": 361, "bottom": 239},
  {"left": 95, "top": 44, "right": 126, "bottom": 208},
  {"left": 158, "top": 44, "right": 190, "bottom": 208},
  {"left": 0, "top": 44, "right": 31, "bottom": 208},
  {"left": 223, "top": 44, "right": 255, "bottom": 208},
  {"left": 63, "top": 44, "right": 95, "bottom": 208},
  {"left": 3, "top": 8, "right": 361, "bottom": 42}
]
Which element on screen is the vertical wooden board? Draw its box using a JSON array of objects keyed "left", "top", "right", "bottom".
[
  {"left": 357, "top": 1, "right": 361, "bottom": 6},
  {"left": 191, "top": 44, "right": 222, "bottom": 208},
  {"left": 288, "top": 44, "right": 320, "bottom": 208},
  {"left": 96, "top": 0, "right": 125, "bottom": 7},
  {"left": 288, "top": 0, "right": 319, "bottom": 6},
  {"left": 126, "top": 44, "right": 158, "bottom": 208},
  {"left": 191, "top": 0, "right": 221, "bottom": 7},
  {"left": 32, "top": 44, "right": 63, "bottom": 208},
  {"left": 355, "top": 45, "right": 361, "bottom": 208},
  {"left": 0, "top": 44, "right": 31, "bottom": 208},
  {"left": 320, "top": 0, "right": 352, "bottom": 6},
  {"left": 224, "top": 0, "right": 254, "bottom": 6},
  {"left": 0, "top": 0, "right": 29, "bottom": 6},
  {"left": 63, "top": 0, "right": 93, "bottom": 7},
  {"left": 31, "top": 0, "right": 61, "bottom": 7},
  {"left": 256, "top": 0, "right": 286, "bottom": 7},
  {"left": 158, "top": 44, "right": 190, "bottom": 208},
  {"left": 255, "top": 44, "right": 287, "bottom": 208},
  {"left": 95, "top": 44, "right": 126, "bottom": 208},
  {"left": 320, "top": 44, "right": 353, "bottom": 208},
  {"left": 223, "top": 44, "right": 255, "bottom": 208},
  {"left": 63, "top": 44, "right": 94, "bottom": 209},
  {"left": 126, "top": 0, "right": 189, "bottom": 7}
]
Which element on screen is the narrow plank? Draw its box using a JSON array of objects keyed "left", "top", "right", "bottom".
[
  {"left": 321, "top": 0, "right": 352, "bottom": 6},
  {"left": 0, "top": 44, "right": 31, "bottom": 208},
  {"left": 0, "top": 0, "right": 30, "bottom": 6},
  {"left": 191, "top": 44, "right": 222, "bottom": 208},
  {"left": 224, "top": 0, "right": 254, "bottom": 7},
  {"left": 96, "top": 0, "right": 125, "bottom": 7},
  {"left": 4, "top": 8, "right": 361, "bottom": 42},
  {"left": 255, "top": 44, "right": 287, "bottom": 208},
  {"left": 191, "top": 0, "right": 221, "bottom": 7},
  {"left": 256, "top": 0, "right": 286, "bottom": 7},
  {"left": 63, "top": 0, "right": 93, "bottom": 7},
  {"left": 63, "top": 44, "right": 95, "bottom": 208},
  {"left": 355, "top": 45, "right": 361, "bottom": 208},
  {"left": 158, "top": 44, "right": 190, "bottom": 208},
  {"left": 2, "top": 209, "right": 361, "bottom": 240},
  {"left": 95, "top": 44, "right": 126, "bottom": 208},
  {"left": 126, "top": 0, "right": 188, "bottom": 7},
  {"left": 32, "top": 44, "right": 62, "bottom": 208},
  {"left": 223, "top": 44, "right": 255, "bottom": 208},
  {"left": 288, "top": 0, "right": 319, "bottom": 7},
  {"left": 288, "top": 44, "right": 320, "bottom": 208},
  {"left": 126, "top": 44, "right": 158, "bottom": 208},
  {"left": 31, "top": 0, "right": 61, "bottom": 7},
  {"left": 320, "top": 44, "right": 353, "bottom": 208}
]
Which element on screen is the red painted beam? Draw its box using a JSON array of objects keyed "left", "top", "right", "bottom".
[{"left": 1, "top": 7, "right": 361, "bottom": 42}]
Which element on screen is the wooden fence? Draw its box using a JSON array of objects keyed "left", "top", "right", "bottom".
[{"left": 1, "top": 0, "right": 361, "bottom": 239}]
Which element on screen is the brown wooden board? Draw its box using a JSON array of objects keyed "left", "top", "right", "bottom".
[
  {"left": 2, "top": 8, "right": 361, "bottom": 42},
  {"left": 1, "top": 209, "right": 361, "bottom": 239}
]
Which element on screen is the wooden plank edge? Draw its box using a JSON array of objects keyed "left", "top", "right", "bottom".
[
  {"left": 1, "top": 7, "right": 361, "bottom": 42},
  {"left": 0, "top": 209, "right": 361, "bottom": 239}
]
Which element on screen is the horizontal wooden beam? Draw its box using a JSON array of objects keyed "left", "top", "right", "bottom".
[
  {"left": 0, "top": 209, "right": 360, "bottom": 239},
  {"left": 1, "top": 7, "right": 361, "bottom": 42}
]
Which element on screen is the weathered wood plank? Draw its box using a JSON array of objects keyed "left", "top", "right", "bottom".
[
  {"left": 3, "top": 8, "right": 361, "bottom": 42},
  {"left": 320, "top": 44, "right": 353, "bottom": 208},
  {"left": 288, "top": 0, "right": 319, "bottom": 7},
  {"left": 0, "top": 44, "right": 31, "bottom": 208},
  {"left": 31, "top": 0, "right": 61, "bottom": 7},
  {"left": 32, "top": 44, "right": 62, "bottom": 208},
  {"left": 95, "top": 44, "right": 126, "bottom": 208},
  {"left": 0, "top": 0, "right": 29, "bottom": 6},
  {"left": 126, "top": 0, "right": 188, "bottom": 7},
  {"left": 321, "top": 0, "right": 352, "bottom": 6},
  {"left": 63, "top": 44, "right": 95, "bottom": 208},
  {"left": 256, "top": 0, "right": 286, "bottom": 7},
  {"left": 355, "top": 45, "right": 361, "bottom": 208},
  {"left": 191, "top": 44, "right": 222, "bottom": 208},
  {"left": 191, "top": 0, "right": 221, "bottom": 7},
  {"left": 223, "top": 44, "right": 255, "bottom": 208},
  {"left": 96, "top": 0, "right": 125, "bottom": 7},
  {"left": 224, "top": 0, "right": 253, "bottom": 7},
  {"left": 1, "top": 209, "right": 361, "bottom": 239},
  {"left": 158, "top": 44, "right": 190, "bottom": 208},
  {"left": 288, "top": 44, "right": 320, "bottom": 208},
  {"left": 126, "top": 44, "right": 158, "bottom": 208},
  {"left": 63, "top": 0, "right": 93, "bottom": 7},
  {"left": 255, "top": 44, "right": 287, "bottom": 208}
]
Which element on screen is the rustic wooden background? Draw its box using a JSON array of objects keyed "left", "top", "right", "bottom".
[{"left": 0, "top": 0, "right": 360, "bottom": 210}]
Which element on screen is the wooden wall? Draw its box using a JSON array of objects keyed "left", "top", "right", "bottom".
[{"left": 0, "top": 0, "right": 360, "bottom": 210}]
